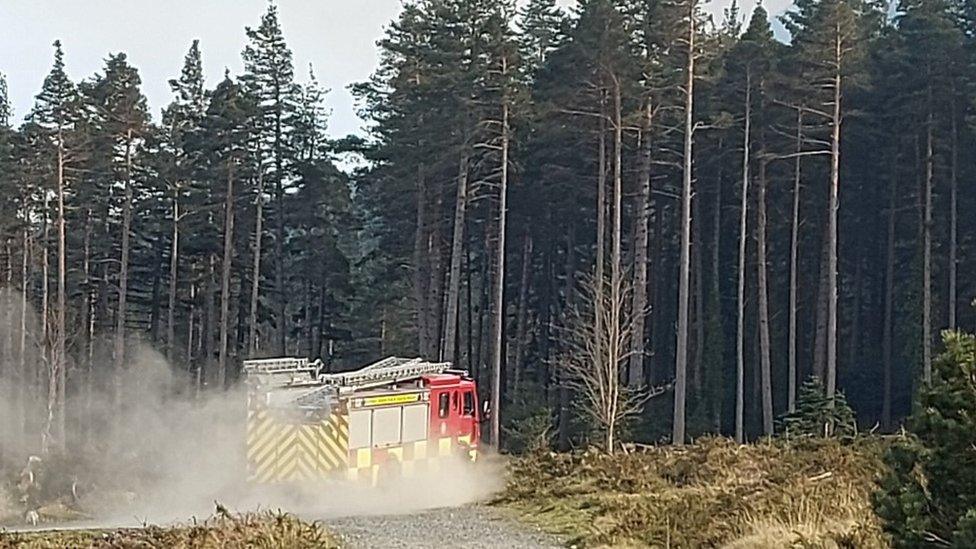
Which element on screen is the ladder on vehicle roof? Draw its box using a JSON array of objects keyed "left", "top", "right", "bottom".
[{"left": 243, "top": 356, "right": 451, "bottom": 392}]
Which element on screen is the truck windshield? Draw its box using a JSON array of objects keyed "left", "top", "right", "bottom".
[{"left": 462, "top": 391, "right": 474, "bottom": 416}]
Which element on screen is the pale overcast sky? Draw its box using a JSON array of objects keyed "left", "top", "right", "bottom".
[{"left": 0, "top": 0, "right": 789, "bottom": 138}]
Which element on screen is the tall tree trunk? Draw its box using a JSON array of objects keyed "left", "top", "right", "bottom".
[
  {"left": 443, "top": 150, "right": 470, "bottom": 364},
  {"left": 114, "top": 130, "right": 134, "bottom": 393},
  {"left": 788, "top": 109, "right": 802, "bottom": 412},
  {"left": 81, "top": 208, "right": 94, "bottom": 441},
  {"left": 54, "top": 133, "right": 67, "bottom": 450},
  {"left": 248, "top": 167, "right": 264, "bottom": 356},
  {"left": 693, "top": 172, "right": 704, "bottom": 397},
  {"left": 814, "top": 232, "right": 829, "bottom": 382},
  {"left": 922, "top": 103, "right": 933, "bottom": 385},
  {"left": 595, "top": 92, "right": 607, "bottom": 378},
  {"left": 629, "top": 102, "right": 653, "bottom": 387},
  {"left": 710, "top": 138, "right": 724, "bottom": 431},
  {"left": 610, "top": 76, "right": 623, "bottom": 403},
  {"left": 218, "top": 159, "right": 236, "bottom": 390},
  {"left": 882, "top": 162, "right": 897, "bottom": 430},
  {"left": 414, "top": 165, "right": 431, "bottom": 356},
  {"left": 167, "top": 185, "right": 179, "bottom": 362},
  {"left": 825, "top": 34, "right": 842, "bottom": 400},
  {"left": 735, "top": 72, "right": 751, "bottom": 444},
  {"left": 203, "top": 255, "right": 216, "bottom": 386},
  {"left": 948, "top": 96, "right": 958, "bottom": 330},
  {"left": 673, "top": 7, "right": 695, "bottom": 445},
  {"left": 274, "top": 104, "right": 287, "bottom": 356},
  {"left": 512, "top": 234, "right": 533, "bottom": 394},
  {"left": 489, "top": 58, "right": 511, "bottom": 447},
  {"left": 757, "top": 154, "right": 773, "bottom": 436},
  {"left": 19, "top": 227, "right": 30, "bottom": 437},
  {"left": 558, "top": 230, "right": 575, "bottom": 451}
]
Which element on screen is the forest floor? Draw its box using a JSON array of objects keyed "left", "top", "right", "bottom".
[{"left": 495, "top": 437, "right": 890, "bottom": 548}]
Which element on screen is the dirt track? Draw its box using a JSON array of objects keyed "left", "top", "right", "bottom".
[{"left": 325, "top": 505, "right": 563, "bottom": 549}]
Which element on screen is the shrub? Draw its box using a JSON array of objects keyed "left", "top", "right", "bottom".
[
  {"left": 777, "top": 376, "right": 857, "bottom": 439},
  {"left": 873, "top": 331, "right": 976, "bottom": 547}
]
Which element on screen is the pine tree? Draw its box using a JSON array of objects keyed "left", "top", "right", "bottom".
[
  {"left": 242, "top": 4, "right": 299, "bottom": 355},
  {"left": 28, "top": 40, "right": 80, "bottom": 451},
  {"left": 86, "top": 53, "right": 150, "bottom": 398},
  {"left": 874, "top": 331, "right": 976, "bottom": 546},
  {"left": 776, "top": 376, "right": 856, "bottom": 438},
  {"left": 162, "top": 40, "right": 207, "bottom": 363}
]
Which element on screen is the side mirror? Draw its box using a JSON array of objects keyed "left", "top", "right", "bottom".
[{"left": 481, "top": 400, "right": 491, "bottom": 423}]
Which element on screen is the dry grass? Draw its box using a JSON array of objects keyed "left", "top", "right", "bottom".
[
  {"left": 0, "top": 510, "right": 340, "bottom": 548},
  {"left": 496, "top": 437, "right": 889, "bottom": 548}
]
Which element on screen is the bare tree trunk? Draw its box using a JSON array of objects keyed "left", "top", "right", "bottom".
[
  {"left": 922, "top": 104, "right": 933, "bottom": 385},
  {"left": 203, "top": 255, "right": 216, "bottom": 386},
  {"left": 167, "top": 185, "right": 179, "bottom": 362},
  {"left": 825, "top": 35, "right": 842, "bottom": 399},
  {"left": 595, "top": 93, "right": 607, "bottom": 378},
  {"left": 19, "top": 227, "right": 30, "bottom": 437},
  {"left": 735, "top": 73, "right": 751, "bottom": 444},
  {"left": 882, "top": 164, "right": 896, "bottom": 430},
  {"left": 114, "top": 130, "right": 134, "bottom": 392},
  {"left": 54, "top": 133, "right": 67, "bottom": 450},
  {"left": 512, "top": 234, "right": 532, "bottom": 394},
  {"left": 187, "top": 282, "right": 196, "bottom": 374},
  {"left": 611, "top": 77, "right": 623, "bottom": 395},
  {"left": 693, "top": 174, "right": 704, "bottom": 397},
  {"left": 757, "top": 154, "right": 773, "bottom": 436},
  {"left": 788, "top": 109, "right": 802, "bottom": 412},
  {"left": 82, "top": 209, "right": 94, "bottom": 436},
  {"left": 443, "top": 151, "right": 470, "bottom": 364},
  {"left": 217, "top": 159, "right": 236, "bottom": 390},
  {"left": 673, "top": 6, "right": 695, "bottom": 445},
  {"left": 948, "top": 98, "right": 958, "bottom": 330},
  {"left": 814, "top": 233, "right": 829, "bottom": 382},
  {"left": 489, "top": 69, "right": 511, "bottom": 447},
  {"left": 427, "top": 193, "right": 445, "bottom": 360},
  {"left": 248, "top": 167, "right": 264, "bottom": 356},
  {"left": 710, "top": 138, "right": 724, "bottom": 431},
  {"left": 414, "top": 165, "right": 431, "bottom": 356},
  {"left": 274, "top": 118, "right": 287, "bottom": 357},
  {"left": 558, "top": 231, "right": 575, "bottom": 450},
  {"left": 629, "top": 102, "right": 653, "bottom": 387}
]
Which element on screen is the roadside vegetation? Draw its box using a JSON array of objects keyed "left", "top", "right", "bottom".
[
  {"left": 0, "top": 510, "right": 339, "bottom": 549},
  {"left": 499, "top": 438, "right": 887, "bottom": 547}
]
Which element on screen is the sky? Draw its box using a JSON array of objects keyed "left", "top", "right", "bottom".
[{"left": 0, "top": 0, "right": 791, "bottom": 139}]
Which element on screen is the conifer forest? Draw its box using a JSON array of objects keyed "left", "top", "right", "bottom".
[{"left": 1, "top": 0, "right": 975, "bottom": 455}]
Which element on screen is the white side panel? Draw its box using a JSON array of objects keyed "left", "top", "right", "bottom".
[
  {"left": 402, "top": 403, "right": 429, "bottom": 443},
  {"left": 349, "top": 409, "right": 372, "bottom": 449},
  {"left": 371, "top": 406, "right": 402, "bottom": 447}
]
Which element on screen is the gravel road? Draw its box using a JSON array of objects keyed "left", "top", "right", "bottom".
[{"left": 325, "top": 505, "right": 563, "bottom": 549}]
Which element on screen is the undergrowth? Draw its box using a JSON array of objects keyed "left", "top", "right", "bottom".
[
  {"left": 0, "top": 509, "right": 339, "bottom": 549},
  {"left": 496, "top": 437, "right": 889, "bottom": 548}
]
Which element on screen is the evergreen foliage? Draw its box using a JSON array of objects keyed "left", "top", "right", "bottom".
[
  {"left": 777, "top": 377, "right": 857, "bottom": 439},
  {"left": 874, "top": 331, "right": 976, "bottom": 547}
]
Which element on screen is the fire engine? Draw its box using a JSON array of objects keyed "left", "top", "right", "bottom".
[{"left": 243, "top": 357, "right": 483, "bottom": 485}]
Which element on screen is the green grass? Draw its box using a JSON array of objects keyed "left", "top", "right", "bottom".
[{"left": 495, "top": 437, "right": 890, "bottom": 548}]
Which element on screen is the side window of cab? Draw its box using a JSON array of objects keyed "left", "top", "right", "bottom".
[{"left": 438, "top": 393, "right": 450, "bottom": 418}]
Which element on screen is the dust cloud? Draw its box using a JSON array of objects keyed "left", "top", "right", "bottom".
[{"left": 0, "top": 289, "right": 503, "bottom": 528}]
